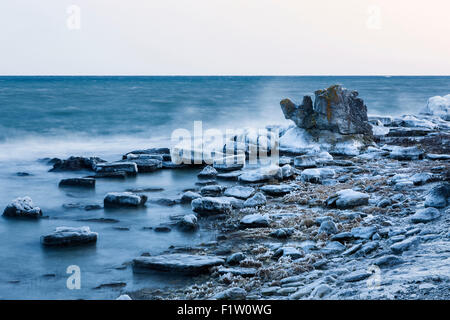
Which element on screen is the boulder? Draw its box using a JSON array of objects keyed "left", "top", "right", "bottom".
[
  {"left": 243, "top": 192, "right": 267, "bottom": 207},
  {"left": 300, "top": 168, "right": 335, "bottom": 183},
  {"left": 123, "top": 147, "right": 171, "bottom": 159},
  {"left": 238, "top": 165, "right": 282, "bottom": 183},
  {"left": 96, "top": 162, "right": 138, "bottom": 175},
  {"left": 260, "top": 184, "right": 294, "bottom": 196},
  {"left": 389, "top": 146, "right": 424, "bottom": 161},
  {"left": 226, "top": 252, "right": 246, "bottom": 265},
  {"left": 198, "top": 166, "right": 218, "bottom": 179},
  {"left": 280, "top": 164, "right": 296, "bottom": 179},
  {"left": 49, "top": 156, "right": 106, "bottom": 172},
  {"left": 318, "top": 220, "right": 338, "bottom": 235},
  {"left": 425, "top": 183, "right": 450, "bottom": 208},
  {"left": 239, "top": 214, "right": 271, "bottom": 228},
  {"left": 410, "top": 207, "right": 441, "bottom": 223},
  {"left": 223, "top": 186, "right": 255, "bottom": 199},
  {"left": 180, "top": 191, "right": 202, "bottom": 203},
  {"left": 104, "top": 192, "right": 147, "bottom": 208},
  {"left": 213, "top": 287, "right": 247, "bottom": 300},
  {"left": 191, "top": 197, "right": 232, "bottom": 216},
  {"left": 419, "top": 94, "right": 450, "bottom": 121},
  {"left": 200, "top": 185, "right": 224, "bottom": 197},
  {"left": 294, "top": 155, "right": 317, "bottom": 168},
  {"left": 177, "top": 214, "right": 198, "bottom": 231},
  {"left": 390, "top": 236, "right": 420, "bottom": 254},
  {"left": 41, "top": 226, "right": 97, "bottom": 246},
  {"left": 273, "top": 246, "right": 304, "bottom": 260},
  {"left": 321, "top": 241, "right": 346, "bottom": 255},
  {"left": 326, "top": 189, "right": 369, "bottom": 209},
  {"left": 3, "top": 197, "right": 42, "bottom": 218},
  {"left": 133, "top": 254, "right": 224, "bottom": 274},
  {"left": 58, "top": 178, "right": 95, "bottom": 188},
  {"left": 351, "top": 226, "right": 377, "bottom": 240}
]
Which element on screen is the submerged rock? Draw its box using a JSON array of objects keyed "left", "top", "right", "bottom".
[
  {"left": 191, "top": 197, "right": 232, "bottom": 216},
  {"left": 133, "top": 254, "right": 224, "bottom": 274},
  {"left": 3, "top": 197, "right": 42, "bottom": 218},
  {"left": 104, "top": 192, "right": 147, "bottom": 208},
  {"left": 58, "top": 178, "right": 95, "bottom": 188},
  {"left": 41, "top": 226, "right": 98, "bottom": 246},
  {"left": 326, "top": 189, "right": 369, "bottom": 209}
]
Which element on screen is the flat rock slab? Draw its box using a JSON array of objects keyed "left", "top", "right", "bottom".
[
  {"left": 41, "top": 226, "right": 98, "bottom": 247},
  {"left": 104, "top": 192, "right": 147, "bottom": 207},
  {"left": 96, "top": 162, "right": 138, "bottom": 175},
  {"left": 217, "top": 267, "right": 257, "bottom": 277},
  {"left": 410, "top": 207, "right": 441, "bottom": 223},
  {"left": 191, "top": 197, "right": 232, "bottom": 216},
  {"left": 260, "top": 184, "right": 294, "bottom": 196},
  {"left": 133, "top": 254, "right": 224, "bottom": 274},
  {"left": 59, "top": 178, "right": 95, "bottom": 188},
  {"left": 240, "top": 214, "right": 271, "bottom": 228},
  {"left": 224, "top": 186, "right": 255, "bottom": 199}
]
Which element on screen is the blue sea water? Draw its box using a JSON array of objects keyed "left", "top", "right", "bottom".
[{"left": 0, "top": 76, "right": 449, "bottom": 299}]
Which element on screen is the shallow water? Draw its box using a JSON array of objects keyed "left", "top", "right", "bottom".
[{"left": 0, "top": 76, "right": 449, "bottom": 299}]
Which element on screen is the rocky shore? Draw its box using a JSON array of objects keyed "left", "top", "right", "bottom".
[{"left": 3, "top": 86, "right": 449, "bottom": 300}]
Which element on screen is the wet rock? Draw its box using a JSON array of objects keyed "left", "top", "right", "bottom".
[
  {"left": 123, "top": 147, "right": 170, "bottom": 159},
  {"left": 126, "top": 187, "right": 165, "bottom": 193},
  {"left": 411, "top": 173, "right": 435, "bottom": 186},
  {"left": 16, "top": 172, "right": 32, "bottom": 176},
  {"left": 59, "top": 178, "right": 95, "bottom": 188},
  {"left": 149, "top": 198, "right": 178, "bottom": 206},
  {"left": 311, "top": 284, "right": 332, "bottom": 298},
  {"left": 41, "top": 226, "right": 98, "bottom": 246},
  {"left": 154, "top": 225, "right": 172, "bottom": 232},
  {"left": 195, "top": 179, "right": 217, "bottom": 186},
  {"left": 50, "top": 156, "right": 106, "bottom": 172},
  {"left": 300, "top": 168, "right": 335, "bottom": 183},
  {"left": 213, "top": 287, "right": 247, "bottom": 300},
  {"left": 410, "top": 207, "right": 441, "bottom": 223},
  {"left": 326, "top": 189, "right": 369, "bottom": 209},
  {"left": 331, "top": 232, "right": 353, "bottom": 241},
  {"left": 273, "top": 247, "right": 304, "bottom": 260},
  {"left": 426, "top": 154, "right": 450, "bottom": 160},
  {"left": 342, "top": 243, "right": 362, "bottom": 256},
  {"left": 355, "top": 241, "right": 379, "bottom": 256},
  {"left": 177, "top": 214, "right": 198, "bottom": 231},
  {"left": 281, "top": 164, "right": 296, "bottom": 179},
  {"left": 180, "top": 191, "right": 202, "bottom": 203},
  {"left": 200, "top": 185, "right": 225, "bottom": 197},
  {"left": 191, "top": 197, "right": 232, "bottom": 216},
  {"left": 390, "top": 236, "right": 420, "bottom": 254},
  {"left": 104, "top": 192, "right": 147, "bottom": 208},
  {"left": 321, "top": 241, "right": 346, "bottom": 255},
  {"left": 243, "top": 192, "right": 267, "bottom": 207},
  {"left": 198, "top": 165, "right": 218, "bottom": 179},
  {"left": 217, "top": 171, "right": 243, "bottom": 180},
  {"left": 419, "top": 94, "right": 450, "bottom": 121},
  {"left": 217, "top": 267, "right": 257, "bottom": 277},
  {"left": 128, "top": 158, "right": 162, "bottom": 172},
  {"left": 3, "top": 197, "right": 42, "bottom": 218},
  {"left": 226, "top": 252, "right": 246, "bottom": 265},
  {"left": 260, "top": 184, "right": 294, "bottom": 196},
  {"left": 96, "top": 162, "right": 138, "bottom": 176},
  {"left": 91, "top": 171, "right": 127, "bottom": 179},
  {"left": 344, "top": 271, "right": 372, "bottom": 282},
  {"left": 133, "top": 254, "right": 224, "bottom": 274},
  {"left": 213, "top": 161, "right": 244, "bottom": 172},
  {"left": 239, "top": 214, "right": 271, "bottom": 228},
  {"left": 270, "top": 228, "right": 295, "bottom": 239},
  {"left": 223, "top": 186, "right": 255, "bottom": 199},
  {"left": 377, "top": 198, "right": 392, "bottom": 208},
  {"left": 389, "top": 146, "right": 424, "bottom": 160},
  {"left": 424, "top": 183, "right": 450, "bottom": 208},
  {"left": 373, "top": 255, "right": 405, "bottom": 268},
  {"left": 294, "top": 155, "right": 317, "bottom": 168},
  {"left": 238, "top": 165, "right": 282, "bottom": 183},
  {"left": 318, "top": 220, "right": 338, "bottom": 235},
  {"left": 94, "top": 282, "right": 126, "bottom": 290},
  {"left": 351, "top": 226, "right": 377, "bottom": 240}
]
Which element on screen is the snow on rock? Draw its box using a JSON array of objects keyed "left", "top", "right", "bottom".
[
  {"left": 326, "top": 189, "right": 369, "bottom": 209},
  {"left": 3, "top": 196, "right": 43, "bottom": 218},
  {"left": 420, "top": 94, "right": 450, "bottom": 121}
]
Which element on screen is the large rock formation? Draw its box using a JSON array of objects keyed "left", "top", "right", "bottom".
[{"left": 280, "top": 85, "right": 373, "bottom": 136}]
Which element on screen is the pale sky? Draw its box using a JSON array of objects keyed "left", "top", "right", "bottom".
[{"left": 0, "top": 0, "right": 449, "bottom": 75}]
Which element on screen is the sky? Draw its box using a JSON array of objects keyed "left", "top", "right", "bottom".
[{"left": 0, "top": 0, "right": 449, "bottom": 75}]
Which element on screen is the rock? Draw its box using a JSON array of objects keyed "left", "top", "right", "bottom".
[
  {"left": 223, "top": 186, "right": 255, "bottom": 199},
  {"left": 123, "top": 147, "right": 170, "bottom": 159},
  {"left": 273, "top": 247, "right": 304, "bottom": 260},
  {"left": 318, "top": 220, "right": 338, "bottom": 235},
  {"left": 41, "top": 226, "right": 98, "bottom": 246},
  {"left": 58, "top": 178, "right": 95, "bottom": 188},
  {"left": 238, "top": 165, "right": 282, "bottom": 183},
  {"left": 411, "top": 173, "right": 435, "bottom": 186},
  {"left": 281, "top": 85, "right": 372, "bottom": 135},
  {"left": 331, "top": 232, "right": 353, "bottom": 241},
  {"left": 373, "top": 255, "right": 405, "bottom": 268},
  {"left": 270, "top": 228, "right": 295, "bottom": 239},
  {"left": 239, "top": 214, "right": 271, "bottom": 228},
  {"left": 198, "top": 165, "right": 218, "bottom": 179},
  {"left": 410, "top": 207, "right": 441, "bottom": 223},
  {"left": 200, "top": 185, "right": 224, "bottom": 197},
  {"left": 3, "top": 197, "right": 42, "bottom": 218},
  {"left": 377, "top": 198, "right": 392, "bottom": 208},
  {"left": 16, "top": 172, "right": 32, "bottom": 176},
  {"left": 390, "top": 236, "right": 420, "bottom": 254},
  {"left": 226, "top": 252, "right": 246, "bottom": 265},
  {"left": 191, "top": 197, "right": 232, "bottom": 216},
  {"left": 344, "top": 271, "right": 372, "bottom": 282},
  {"left": 129, "top": 158, "right": 162, "bottom": 172},
  {"left": 133, "top": 254, "right": 224, "bottom": 274},
  {"left": 104, "top": 192, "right": 147, "bottom": 208},
  {"left": 342, "top": 243, "right": 362, "bottom": 256},
  {"left": 180, "top": 191, "right": 202, "bottom": 203},
  {"left": 294, "top": 155, "right": 317, "bottom": 168},
  {"left": 389, "top": 146, "right": 424, "bottom": 161},
  {"left": 351, "top": 226, "right": 377, "bottom": 240},
  {"left": 426, "top": 154, "right": 450, "bottom": 160},
  {"left": 116, "top": 294, "right": 132, "bottom": 300},
  {"left": 321, "top": 241, "right": 346, "bottom": 255},
  {"left": 177, "top": 214, "right": 198, "bottom": 231},
  {"left": 300, "top": 168, "right": 335, "bottom": 183},
  {"left": 154, "top": 225, "right": 172, "bottom": 232},
  {"left": 243, "top": 192, "right": 267, "bottom": 207},
  {"left": 260, "top": 184, "right": 294, "bottom": 196},
  {"left": 419, "top": 94, "right": 450, "bottom": 121},
  {"left": 49, "top": 156, "right": 105, "bottom": 172},
  {"left": 355, "top": 241, "right": 379, "bottom": 256},
  {"left": 213, "top": 287, "right": 247, "bottom": 300},
  {"left": 149, "top": 198, "right": 178, "bottom": 206},
  {"left": 424, "top": 183, "right": 450, "bottom": 208},
  {"left": 217, "top": 171, "right": 243, "bottom": 180},
  {"left": 217, "top": 267, "right": 257, "bottom": 277},
  {"left": 92, "top": 171, "right": 127, "bottom": 179},
  {"left": 280, "top": 164, "right": 296, "bottom": 179},
  {"left": 326, "top": 189, "right": 369, "bottom": 209},
  {"left": 213, "top": 161, "right": 244, "bottom": 172},
  {"left": 311, "top": 284, "right": 332, "bottom": 298},
  {"left": 96, "top": 162, "right": 138, "bottom": 176}
]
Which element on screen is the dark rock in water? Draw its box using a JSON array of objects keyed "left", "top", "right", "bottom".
[
  {"left": 154, "top": 225, "right": 172, "bottom": 232},
  {"left": 260, "top": 184, "right": 294, "bottom": 196},
  {"left": 195, "top": 179, "right": 218, "bottom": 186},
  {"left": 41, "top": 226, "right": 98, "bottom": 247},
  {"left": 273, "top": 246, "right": 304, "bottom": 259},
  {"left": 280, "top": 85, "right": 372, "bottom": 136},
  {"left": 191, "top": 197, "right": 232, "bottom": 216},
  {"left": 3, "top": 197, "right": 42, "bottom": 218},
  {"left": 177, "top": 214, "right": 198, "bottom": 231},
  {"left": 94, "top": 282, "right": 126, "bottom": 290},
  {"left": 129, "top": 158, "right": 162, "bottom": 172},
  {"left": 126, "top": 187, "right": 164, "bottom": 193},
  {"left": 50, "top": 156, "right": 106, "bottom": 172},
  {"left": 104, "top": 192, "right": 147, "bottom": 208},
  {"left": 425, "top": 183, "right": 450, "bottom": 208},
  {"left": 200, "top": 185, "right": 224, "bottom": 197},
  {"left": 180, "top": 191, "right": 202, "bottom": 203},
  {"left": 198, "top": 165, "right": 218, "bottom": 179},
  {"left": 132, "top": 254, "right": 224, "bottom": 274},
  {"left": 95, "top": 162, "right": 138, "bottom": 176},
  {"left": 123, "top": 148, "right": 170, "bottom": 160},
  {"left": 410, "top": 207, "right": 441, "bottom": 223},
  {"left": 213, "top": 162, "right": 244, "bottom": 172},
  {"left": 59, "top": 178, "right": 95, "bottom": 188},
  {"left": 78, "top": 218, "right": 119, "bottom": 223},
  {"left": 149, "top": 198, "right": 178, "bottom": 206},
  {"left": 162, "top": 161, "right": 189, "bottom": 169},
  {"left": 90, "top": 171, "right": 127, "bottom": 179},
  {"left": 16, "top": 172, "right": 32, "bottom": 177},
  {"left": 243, "top": 192, "right": 267, "bottom": 207},
  {"left": 217, "top": 171, "right": 243, "bottom": 180},
  {"left": 239, "top": 214, "right": 270, "bottom": 228}
]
